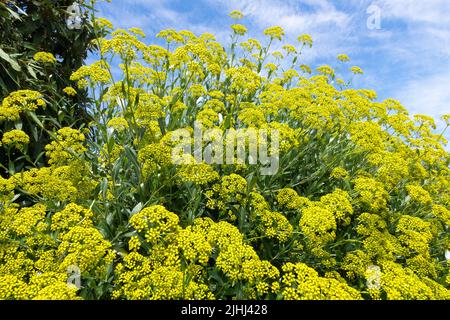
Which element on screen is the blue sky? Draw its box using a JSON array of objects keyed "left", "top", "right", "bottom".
[{"left": 94, "top": 0, "right": 450, "bottom": 143}]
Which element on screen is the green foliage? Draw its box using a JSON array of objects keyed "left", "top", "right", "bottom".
[{"left": 0, "top": 0, "right": 98, "bottom": 175}]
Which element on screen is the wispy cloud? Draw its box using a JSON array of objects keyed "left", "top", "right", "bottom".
[{"left": 374, "top": 0, "right": 450, "bottom": 24}]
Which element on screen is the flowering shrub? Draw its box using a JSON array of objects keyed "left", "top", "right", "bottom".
[{"left": 0, "top": 8, "right": 449, "bottom": 300}]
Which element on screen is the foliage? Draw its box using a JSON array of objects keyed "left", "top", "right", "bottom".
[{"left": 0, "top": 0, "right": 101, "bottom": 175}]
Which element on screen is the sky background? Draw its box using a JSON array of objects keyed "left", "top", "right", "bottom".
[{"left": 94, "top": 0, "right": 450, "bottom": 144}]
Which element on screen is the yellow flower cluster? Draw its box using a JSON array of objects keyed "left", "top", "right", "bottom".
[
  {"left": 137, "top": 142, "right": 172, "bottom": 178},
  {"left": 70, "top": 61, "right": 111, "bottom": 88},
  {"left": 300, "top": 204, "right": 337, "bottom": 247},
  {"left": 249, "top": 192, "right": 293, "bottom": 242},
  {"left": 177, "top": 163, "right": 219, "bottom": 186},
  {"left": 264, "top": 26, "right": 285, "bottom": 40},
  {"left": 130, "top": 205, "right": 180, "bottom": 244},
  {"left": 226, "top": 67, "right": 261, "bottom": 94},
  {"left": 57, "top": 226, "right": 115, "bottom": 273},
  {"left": 281, "top": 263, "right": 362, "bottom": 300},
  {"left": 1, "top": 129, "right": 30, "bottom": 149},
  {"left": 231, "top": 24, "right": 248, "bottom": 36},
  {"left": 0, "top": 273, "right": 81, "bottom": 300},
  {"left": 95, "top": 17, "right": 114, "bottom": 30},
  {"left": 0, "top": 176, "right": 15, "bottom": 202},
  {"left": 63, "top": 86, "right": 77, "bottom": 96},
  {"left": 115, "top": 212, "right": 282, "bottom": 300},
  {"left": 277, "top": 188, "right": 311, "bottom": 211},
  {"left": 45, "top": 127, "right": 87, "bottom": 165},
  {"left": 0, "top": 201, "right": 114, "bottom": 300},
  {"left": 330, "top": 167, "right": 349, "bottom": 180},
  {"left": 379, "top": 261, "right": 450, "bottom": 300},
  {"left": 107, "top": 117, "right": 129, "bottom": 132},
  {"left": 0, "top": 90, "right": 45, "bottom": 121},
  {"left": 406, "top": 184, "right": 433, "bottom": 205},
  {"left": 51, "top": 203, "right": 93, "bottom": 232},
  {"left": 33, "top": 52, "right": 57, "bottom": 64},
  {"left": 353, "top": 177, "right": 389, "bottom": 212},
  {"left": 12, "top": 159, "right": 94, "bottom": 202},
  {"left": 320, "top": 188, "right": 354, "bottom": 225}
]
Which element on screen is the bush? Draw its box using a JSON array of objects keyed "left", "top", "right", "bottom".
[
  {"left": 0, "top": 0, "right": 100, "bottom": 175},
  {"left": 0, "top": 7, "right": 449, "bottom": 300}
]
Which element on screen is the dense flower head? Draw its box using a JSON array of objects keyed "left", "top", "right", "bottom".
[
  {"left": 0, "top": 90, "right": 45, "bottom": 121},
  {"left": 69, "top": 61, "right": 111, "bottom": 88},
  {"left": 330, "top": 167, "right": 349, "bottom": 180},
  {"left": 1, "top": 129, "right": 30, "bottom": 149},
  {"left": 231, "top": 24, "right": 248, "bottom": 36},
  {"left": 300, "top": 204, "right": 337, "bottom": 247},
  {"left": 63, "top": 87, "right": 77, "bottom": 96},
  {"left": 107, "top": 117, "right": 129, "bottom": 132},
  {"left": 320, "top": 188, "right": 354, "bottom": 225},
  {"left": 177, "top": 163, "right": 219, "bottom": 186},
  {"left": 406, "top": 184, "right": 433, "bottom": 205},
  {"left": 95, "top": 17, "right": 114, "bottom": 30},
  {"left": 229, "top": 10, "right": 244, "bottom": 20},
  {"left": 353, "top": 177, "right": 389, "bottom": 212},
  {"left": 130, "top": 206, "right": 180, "bottom": 244},
  {"left": 264, "top": 26, "right": 285, "bottom": 40},
  {"left": 45, "top": 127, "right": 87, "bottom": 165},
  {"left": 298, "top": 34, "right": 313, "bottom": 47},
  {"left": 56, "top": 225, "right": 115, "bottom": 273},
  {"left": 51, "top": 203, "right": 93, "bottom": 232},
  {"left": 281, "top": 263, "right": 362, "bottom": 300}
]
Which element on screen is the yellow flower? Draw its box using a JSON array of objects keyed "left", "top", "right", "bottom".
[
  {"left": 317, "top": 65, "right": 335, "bottom": 78},
  {"left": 33, "top": 52, "right": 57, "bottom": 64},
  {"left": 337, "top": 54, "right": 350, "bottom": 62},
  {"left": 63, "top": 87, "right": 77, "bottom": 96},
  {"left": 45, "top": 127, "right": 87, "bottom": 165},
  {"left": 231, "top": 24, "right": 248, "bottom": 36},
  {"left": 70, "top": 61, "right": 111, "bottom": 88},
  {"left": 350, "top": 66, "right": 364, "bottom": 74},
  {"left": 129, "top": 27, "right": 146, "bottom": 38},
  {"left": 281, "top": 263, "right": 361, "bottom": 300},
  {"left": 229, "top": 10, "right": 244, "bottom": 20},
  {"left": 442, "top": 114, "right": 450, "bottom": 126},
  {"left": 298, "top": 34, "right": 313, "bottom": 47},
  {"left": 300, "top": 204, "right": 336, "bottom": 246},
  {"left": 353, "top": 176, "right": 389, "bottom": 212},
  {"left": 406, "top": 184, "right": 432, "bottom": 205},
  {"left": 283, "top": 44, "right": 297, "bottom": 54},
  {"left": 264, "top": 26, "right": 285, "bottom": 40},
  {"left": 95, "top": 17, "right": 114, "bottom": 30},
  {"left": 0, "top": 90, "right": 45, "bottom": 122},
  {"left": 330, "top": 167, "right": 349, "bottom": 180},
  {"left": 130, "top": 205, "right": 179, "bottom": 244},
  {"left": 107, "top": 117, "right": 129, "bottom": 132},
  {"left": 177, "top": 163, "right": 220, "bottom": 186},
  {"left": 1, "top": 129, "right": 30, "bottom": 149}
]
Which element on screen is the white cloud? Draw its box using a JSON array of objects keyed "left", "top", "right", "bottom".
[
  {"left": 203, "top": 0, "right": 357, "bottom": 64},
  {"left": 374, "top": 0, "right": 450, "bottom": 24},
  {"left": 206, "top": 0, "right": 351, "bottom": 35}
]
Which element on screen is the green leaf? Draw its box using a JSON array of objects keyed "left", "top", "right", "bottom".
[
  {"left": 0, "top": 48, "right": 21, "bottom": 71},
  {"left": 26, "top": 64, "right": 37, "bottom": 79},
  {"left": 4, "top": 5, "right": 22, "bottom": 20},
  {"left": 131, "top": 202, "right": 143, "bottom": 216},
  {"left": 26, "top": 111, "right": 45, "bottom": 130}
]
